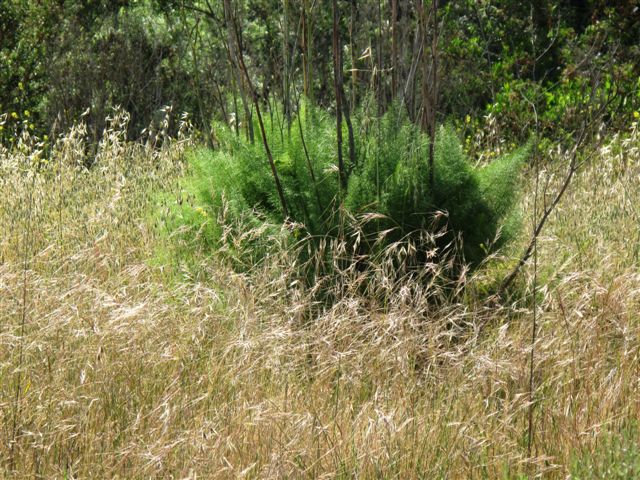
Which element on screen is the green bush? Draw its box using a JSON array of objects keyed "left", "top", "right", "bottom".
[
  {"left": 160, "top": 103, "right": 528, "bottom": 271},
  {"left": 346, "top": 106, "right": 527, "bottom": 264}
]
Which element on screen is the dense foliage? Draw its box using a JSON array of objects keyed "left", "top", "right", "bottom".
[
  {"left": 2, "top": 0, "right": 639, "bottom": 146},
  {"left": 162, "top": 104, "right": 527, "bottom": 270}
]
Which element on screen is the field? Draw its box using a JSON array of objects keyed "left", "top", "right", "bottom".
[{"left": 1, "top": 121, "right": 639, "bottom": 478}]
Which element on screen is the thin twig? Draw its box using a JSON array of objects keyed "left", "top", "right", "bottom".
[{"left": 10, "top": 160, "right": 36, "bottom": 472}]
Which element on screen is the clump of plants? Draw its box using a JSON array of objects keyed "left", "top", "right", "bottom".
[{"left": 158, "top": 103, "right": 528, "bottom": 274}]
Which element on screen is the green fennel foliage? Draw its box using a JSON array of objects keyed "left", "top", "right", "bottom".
[
  {"left": 347, "top": 105, "right": 529, "bottom": 264},
  {"left": 161, "top": 103, "right": 529, "bottom": 269}
]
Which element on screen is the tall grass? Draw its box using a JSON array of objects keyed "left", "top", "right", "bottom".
[{"left": 1, "top": 115, "right": 639, "bottom": 478}]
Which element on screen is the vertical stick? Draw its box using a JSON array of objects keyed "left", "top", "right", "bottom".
[
  {"left": 332, "top": 0, "right": 347, "bottom": 190},
  {"left": 10, "top": 164, "right": 36, "bottom": 473},
  {"left": 528, "top": 139, "right": 539, "bottom": 462},
  {"left": 301, "top": 0, "right": 309, "bottom": 98},
  {"left": 294, "top": 92, "right": 322, "bottom": 216},
  {"left": 341, "top": 85, "right": 356, "bottom": 173},
  {"left": 349, "top": 0, "right": 358, "bottom": 111},
  {"left": 527, "top": 11, "right": 539, "bottom": 464},
  {"left": 302, "top": 0, "right": 313, "bottom": 104},
  {"left": 416, "top": 0, "right": 438, "bottom": 191},
  {"left": 416, "top": 0, "right": 429, "bottom": 130},
  {"left": 186, "top": 16, "right": 212, "bottom": 146},
  {"left": 428, "top": 0, "right": 438, "bottom": 192},
  {"left": 377, "top": 0, "right": 384, "bottom": 114},
  {"left": 222, "top": 0, "right": 254, "bottom": 143},
  {"left": 391, "top": 0, "right": 399, "bottom": 98},
  {"left": 282, "top": 0, "right": 291, "bottom": 129},
  {"left": 226, "top": 0, "right": 289, "bottom": 217}
]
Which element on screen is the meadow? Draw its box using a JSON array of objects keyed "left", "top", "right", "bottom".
[{"left": 1, "top": 114, "right": 639, "bottom": 478}]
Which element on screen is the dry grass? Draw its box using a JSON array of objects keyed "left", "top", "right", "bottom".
[{"left": 1, "top": 117, "right": 639, "bottom": 479}]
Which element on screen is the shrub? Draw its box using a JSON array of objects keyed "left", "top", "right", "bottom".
[
  {"left": 347, "top": 106, "right": 527, "bottom": 265},
  {"left": 160, "top": 103, "right": 528, "bottom": 272}
]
